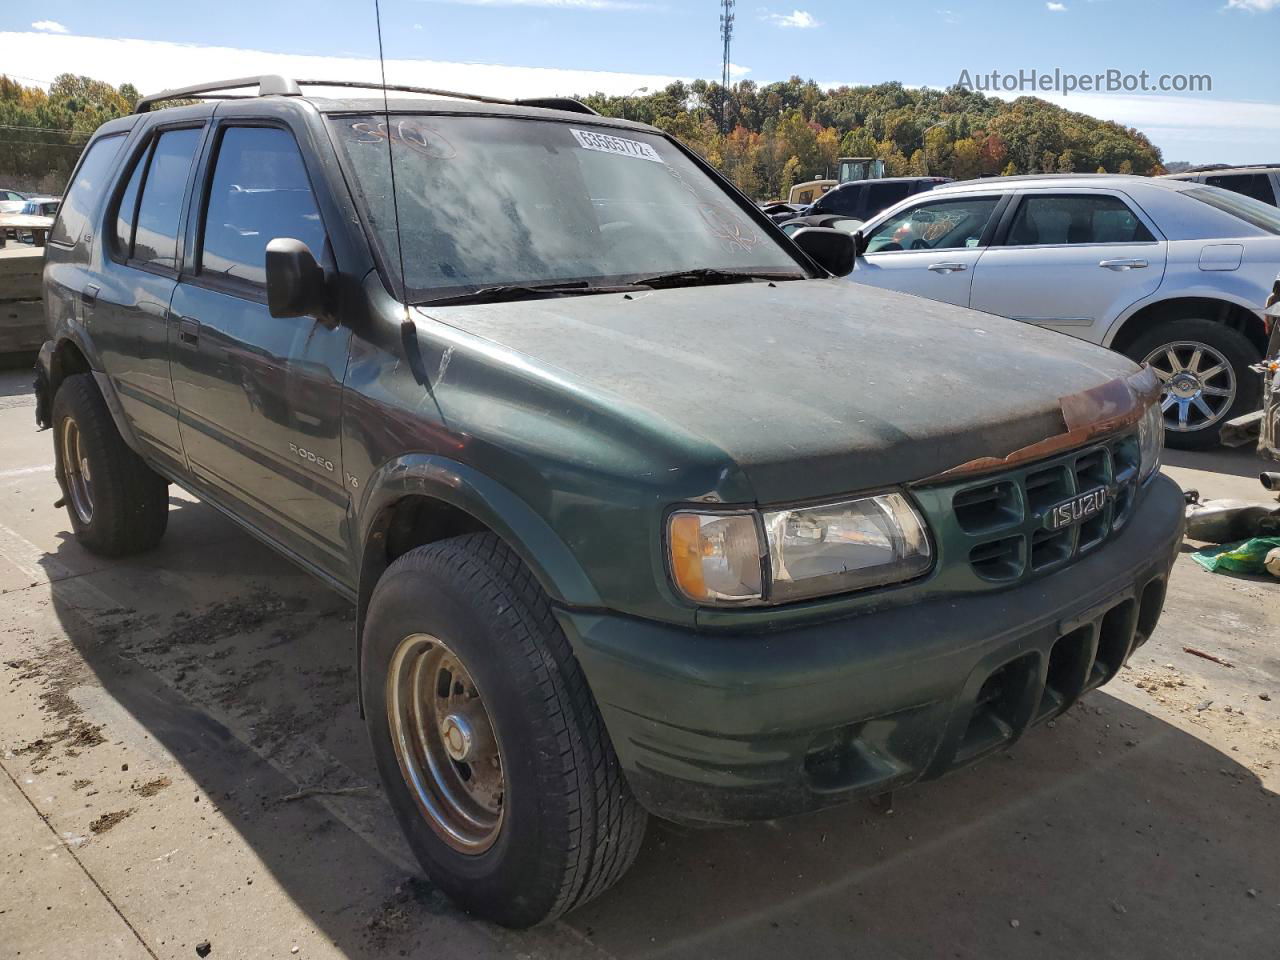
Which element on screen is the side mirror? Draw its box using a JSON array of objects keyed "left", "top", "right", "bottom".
[
  {"left": 852, "top": 230, "right": 870, "bottom": 257},
  {"left": 791, "top": 227, "right": 855, "bottom": 277},
  {"left": 265, "top": 238, "right": 327, "bottom": 319}
]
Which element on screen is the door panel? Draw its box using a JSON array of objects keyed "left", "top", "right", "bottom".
[
  {"left": 169, "top": 283, "right": 351, "bottom": 574},
  {"left": 969, "top": 192, "right": 1166, "bottom": 341},
  {"left": 92, "top": 126, "right": 203, "bottom": 475},
  {"left": 167, "top": 123, "right": 352, "bottom": 579}
]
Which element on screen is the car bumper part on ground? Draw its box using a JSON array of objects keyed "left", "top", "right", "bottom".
[{"left": 562, "top": 473, "right": 1184, "bottom": 825}]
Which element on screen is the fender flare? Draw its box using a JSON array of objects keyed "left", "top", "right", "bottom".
[
  {"left": 1103, "top": 288, "right": 1268, "bottom": 349},
  {"left": 351, "top": 454, "right": 603, "bottom": 704},
  {"left": 45, "top": 329, "right": 146, "bottom": 455}
]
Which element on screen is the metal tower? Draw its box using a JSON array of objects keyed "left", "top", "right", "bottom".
[{"left": 719, "top": 0, "right": 735, "bottom": 132}]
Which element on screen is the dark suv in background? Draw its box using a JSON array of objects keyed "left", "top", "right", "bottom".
[
  {"left": 1163, "top": 164, "right": 1280, "bottom": 207},
  {"left": 783, "top": 175, "right": 952, "bottom": 230},
  {"left": 34, "top": 75, "right": 1180, "bottom": 928}
]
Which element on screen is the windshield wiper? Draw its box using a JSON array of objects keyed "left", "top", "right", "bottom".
[
  {"left": 632, "top": 268, "right": 803, "bottom": 290},
  {"left": 418, "top": 281, "right": 597, "bottom": 307}
]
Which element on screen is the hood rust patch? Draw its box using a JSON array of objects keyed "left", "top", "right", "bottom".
[{"left": 920, "top": 366, "right": 1161, "bottom": 484}]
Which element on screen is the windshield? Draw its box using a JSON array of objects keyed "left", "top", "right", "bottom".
[
  {"left": 330, "top": 114, "right": 806, "bottom": 303},
  {"left": 1186, "top": 185, "right": 1280, "bottom": 235}
]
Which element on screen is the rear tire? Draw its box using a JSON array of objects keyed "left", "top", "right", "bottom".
[
  {"left": 361, "top": 533, "right": 647, "bottom": 928},
  {"left": 52, "top": 374, "right": 168, "bottom": 555},
  {"left": 1124, "top": 319, "right": 1261, "bottom": 451}
]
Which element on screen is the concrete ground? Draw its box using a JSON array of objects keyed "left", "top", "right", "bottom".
[{"left": 1, "top": 367, "right": 1277, "bottom": 960}]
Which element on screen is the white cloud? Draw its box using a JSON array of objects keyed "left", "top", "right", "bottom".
[
  {"left": 1225, "top": 0, "right": 1279, "bottom": 9},
  {"left": 31, "top": 20, "right": 69, "bottom": 33},
  {"left": 0, "top": 31, "right": 682, "bottom": 100},
  {"left": 419, "top": 0, "right": 652, "bottom": 9},
  {"left": 764, "top": 10, "right": 821, "bottom": 28},
  {"left": 728, "top": 62, "right": 752, "bottom": 77},
  {"left": 1046, "top": 2, "right": 1067, "bottom": 11}
]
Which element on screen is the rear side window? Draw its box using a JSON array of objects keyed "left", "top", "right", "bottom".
[
  {"left": 199, "top": 126, "right": 326, "bottom": 286},
  {"left": 864, "top": 182, "right": 913, "bottom": 218},
  {"left": 131, "top": 128, "right": 202, "bottom": 270},
  {"left": 113, "top": 146, "right": 147, "bottom": 256},
  {"left": 1006, "top": 195, "right": 1154, "bottom": 245},
  {"left": 819, "top": 186, "right": 861, "bottom": 216},
  {"left": 1205, "top": 173, "right": 1276, "bottom": 206},
  {"left": 1187, "top": 186, "right": 1280, "bottom": 235},
  {"left": 49, "top": 133, "right": 124, "bottom": 247}
]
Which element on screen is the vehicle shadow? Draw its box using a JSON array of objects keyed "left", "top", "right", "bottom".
[
  {"left": 33, "top": 503, "right": 1280, "bottom": 960},
  {"left": 1165, "top": 445, "right": 1274, "bottom": 482}
]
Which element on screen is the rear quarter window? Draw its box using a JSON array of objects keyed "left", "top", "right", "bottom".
[
  {"left": 1186, "top": 186, "right": 1280, "bottom": 235},
  {"left": 48, "top": 133, "right": 125, "bottom": 247}
]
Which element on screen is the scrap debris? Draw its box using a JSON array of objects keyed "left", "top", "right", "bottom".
[{"left": 1183, "top": 647, "right": 1235, "bottom": 669}]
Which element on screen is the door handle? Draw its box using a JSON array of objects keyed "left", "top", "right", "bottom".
[
  {"left": 928, "top": 262, "right": 968, "bottom": 274},
  {"left": 1099, "top": 258, "right": 1148, "bottom": 271},
  {"left": 178, "top": 317, "right": 200, "bottom": 346}
]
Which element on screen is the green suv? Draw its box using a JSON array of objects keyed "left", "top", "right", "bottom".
[{"left": 34, "top": 76, "right": 1183, "bottom": 928}]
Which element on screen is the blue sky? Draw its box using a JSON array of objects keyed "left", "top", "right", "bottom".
[{"left": 4, "top": 0, "right": 1279, "bottom": 162}]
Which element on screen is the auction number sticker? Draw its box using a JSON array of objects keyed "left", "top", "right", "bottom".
[{"left": 571, "top": 128, "right": 665, "bottom": 164}]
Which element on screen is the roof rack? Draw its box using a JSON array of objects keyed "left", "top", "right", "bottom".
[
  {"left": 135, "top": 75, "right": 599, "bottom": 116},
  {"left": 1181, "top": 162, "right": 1280, "bottom": 173},
  {"left": 135, "top": 75, "right": 302, "bottom": 113}
]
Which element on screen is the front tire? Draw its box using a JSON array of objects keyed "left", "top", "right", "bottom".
[
  {"left": 52, "top": 374, "right": 168, "bottom": 555},
  {"left": 361, "top": 533, "right": 647, "bottom": 928},
  {"left": 1125, "top": 318, "right": 1262, "bottom": 451}
]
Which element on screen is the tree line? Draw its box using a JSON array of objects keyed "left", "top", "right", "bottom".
[
  {"left": 0, "top": 74, "right": 141, "bottom": 193},
  {"left": 1, "top": 73, "right": 1167, "bottom": 201},
  {"left": 579, "top": 77, "right": 1166, "bottom": 200}
]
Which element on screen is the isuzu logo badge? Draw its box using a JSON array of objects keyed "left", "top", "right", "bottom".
[{"left": 1042, "top": 487, "right": 1108, "bottom": 531}]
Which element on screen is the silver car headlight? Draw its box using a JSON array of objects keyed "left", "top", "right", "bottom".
[
  {"left": 667, "top": 492, "right": 932, "bottom": 606},
  {"left": 1138, "top": 399, "right": 1164, "bottom": 482}
]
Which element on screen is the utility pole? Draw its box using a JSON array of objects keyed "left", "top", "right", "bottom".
[{"left": 719, "top": 0, "right": 735, "bottom": 133}]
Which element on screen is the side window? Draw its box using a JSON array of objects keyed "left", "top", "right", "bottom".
[
  {"left": 199, "top": 126, "right": 326, "bottom": 287},
  {"left": 1006, "top": 194, "right": 1155, "bottom": 246},
  {"left": 132, "top": 128, "right": 202, "bottom": 270},
  {"left": 48, "top": 133, "right": 124, "bottom": 247},
  {"left": 113, "top": 144, "right": 148, "bottom": 258},
  {"left": 864, "top": 196, "right": 1000, "bottom": 253},
  {"left": 821, "top": 186, "right": 861, "bottom": 216},
  {"left": 864, "top": 182, "right": 912, "bottom": 218},
  {"left": 1205, "top": 173, "right": 1277, "bottom": 206}
]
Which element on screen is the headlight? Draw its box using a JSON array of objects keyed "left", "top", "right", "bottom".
[
  {"left": 1138, "top": 399, "right": 1163, "bottom": 482},
  {"left": 763, "top": 494, "right": 932, "bottom": 602},
  {"left": 667, "top": 492, "right": 932, "bottom": 606}
]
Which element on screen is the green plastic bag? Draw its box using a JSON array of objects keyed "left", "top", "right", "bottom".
[{"left": 1192, "top": 537, "right": 1280, "bottom": 576}]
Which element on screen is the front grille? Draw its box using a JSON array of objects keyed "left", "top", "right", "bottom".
[{"left": 917, "top": 432, "right": 1143, "bottom": 589}]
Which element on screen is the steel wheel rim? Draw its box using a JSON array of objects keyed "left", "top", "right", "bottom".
[
  {"left": 61, "top": 417, "right": 94, "bottom": 524},
  {"left": 1143, "top": 340, "right": 1236, "bottom": 433},
  {"left": 386, "top": 633, "right": 504, "bottom": 854}
]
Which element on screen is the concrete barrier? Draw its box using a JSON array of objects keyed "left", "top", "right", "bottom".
[{"left": 0, "top": 246, "right": 44, "bottom": 360}]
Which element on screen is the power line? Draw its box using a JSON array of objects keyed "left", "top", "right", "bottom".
[
  {"left": 0, "top": 123, "right": 90, "bottom": 136},
  {"left": 0, "top": 138, "right": 86, "bottom": 148}
]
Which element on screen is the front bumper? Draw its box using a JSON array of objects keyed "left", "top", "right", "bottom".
[{"left": 561, "top": 473, "right": 1184, "bottom": 825}]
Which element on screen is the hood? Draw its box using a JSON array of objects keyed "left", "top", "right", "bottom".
[{"left": 419, "top": 280, "right": 1139, "bottom": 503}]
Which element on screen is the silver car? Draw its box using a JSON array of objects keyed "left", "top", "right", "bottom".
[{"left": 847, "top": 174, "right": 1280, "bottom": 448}]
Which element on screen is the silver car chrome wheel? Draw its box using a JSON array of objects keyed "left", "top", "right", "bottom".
[
  {"left": 1144, "top": 340, "right": 1237, "bottom": 433},
  {"left": 386, "top": 633, "right": 504, "bottom": 854},
  {"left": 61, "top": 416, "right": 94, "bottom": 524}
]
